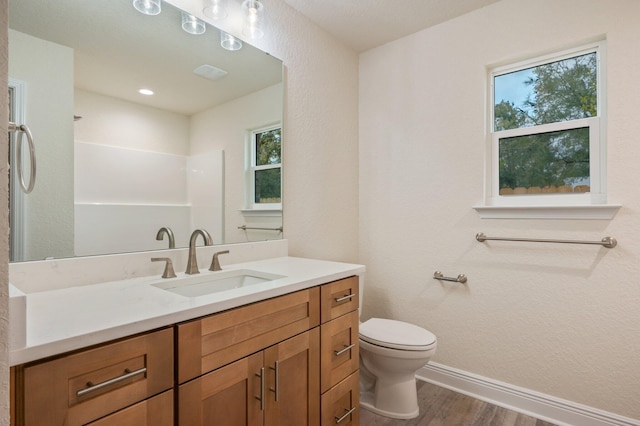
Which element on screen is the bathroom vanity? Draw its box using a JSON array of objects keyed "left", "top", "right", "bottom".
[{"left": 9, "top": 256, "right": 363, "bottom": 426}]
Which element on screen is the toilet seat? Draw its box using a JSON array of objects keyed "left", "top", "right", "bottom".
[{"left": 359, "top": 318, "right": 436, "bottom": 351}]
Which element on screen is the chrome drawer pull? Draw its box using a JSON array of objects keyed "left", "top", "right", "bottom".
[
  {"left": 335, "top": 407, "right": 356, "bottom": 424},
  {"left": 76, "top": 367, "right": 146, "bottom": 397},
  {"left": 269, "top": 361, "right": 279, "bottom": 401},
  {"left": 334, "top": 294, "right": 355, "bottom": 303},
  {"left": 255, "top": 367, "right": 265, "bottom": 411},
  {"left": 334, "top": 344, "right": 355, "bottom": 357}
]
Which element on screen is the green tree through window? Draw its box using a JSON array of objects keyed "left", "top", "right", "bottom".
[
  {"left": 253, "top": 128, "right": 281, "bottom": 204},
  {"left": 494, "top": 52, "right": 597, "bottom": 192}
]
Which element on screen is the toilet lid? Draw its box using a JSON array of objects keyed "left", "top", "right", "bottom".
[{"left": 359, "top": 318, "right": 436, "bottom": 351}]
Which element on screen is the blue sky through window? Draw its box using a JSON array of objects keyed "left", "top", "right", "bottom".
[{"left": 494, "top": 68, "right": 536, "bottom": 116}]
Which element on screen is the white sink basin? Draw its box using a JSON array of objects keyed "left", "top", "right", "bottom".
[{"left": 151, "top": 269, "right": 286, "bottom": 297}]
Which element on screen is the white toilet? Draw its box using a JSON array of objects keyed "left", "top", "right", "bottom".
[{"left": 358, "top": 280, "right": 437, "bottom": 419}]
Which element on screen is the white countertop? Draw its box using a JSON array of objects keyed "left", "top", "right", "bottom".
[{"left": 10, "top": 256, "right": 365, "bottom": 366}]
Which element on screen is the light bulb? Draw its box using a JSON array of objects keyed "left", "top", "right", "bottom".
[
  {"left": 181, "top": 12, "right": 206, "bottom": 35},
  {"left": 242, "top": 0, "right": 264, "bottom": 39},
  {"left": 221, "top": 32, "right": 243, "bottom": 51},
  {"left": 133, "top": 0, "right": 161, "bottom": 16},
  {"left": 203, "top": 0, "right": 228, "bottom": 20}
]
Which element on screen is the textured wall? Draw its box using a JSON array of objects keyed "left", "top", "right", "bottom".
[
  {"left": 359, "top": 0, "right": 640, "bottom": 419},
  {"left": 1, "top": 0, "right": 10, "bottom": 423},
  {"left": 248, "top": 0, "right": 360, "bottom": 262}
]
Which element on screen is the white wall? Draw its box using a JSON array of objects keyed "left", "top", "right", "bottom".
[
  {"left": 190, "top": 84, "right": 283, "bottom": 244},
  {"left": 8, "top": 30, "right": 74, "bottom": 261},
  {"left": 262, "top": 2, "right": 359, "bottom": 262},
  {"left": 74, "top": 90, "right": 223, "bottom": 252},
  {"left": 359, "top": 0, "right": 640, "bottom": 419},
  {"left": 74, "top": 89, "right": 190, "bottom": 156},
  {"left": 0, "top": 1, "right": 10, "bottom": 424}
]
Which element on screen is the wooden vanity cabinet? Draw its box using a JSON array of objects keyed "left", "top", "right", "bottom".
[
  {"left": 177, "top": 287, "right": 320, "bottom": 384},
  {"left": 176, "top": 288, "right": 321, "bottom": 426},
  {"left": 11, "top": 275, "right": 361, "bottom": 426},
  {"left": 319, "top": 276, "right": 360, "bottom": 426},
  {"left": 86, "top": 390, "right": 174, "bottom": 426},
  {"left": 178, "top": 328, "right": 320, "bottom": 426},
  {"left": 14, "top": 327, "right": 174, "bottom": 426}
]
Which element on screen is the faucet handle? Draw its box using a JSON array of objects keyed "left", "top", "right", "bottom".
[
  {"left": 209, "top": 250, "right": 230, "bottom": 272},
  {"left": 151, "top": 257, "right": 177, "bottom": 278}
]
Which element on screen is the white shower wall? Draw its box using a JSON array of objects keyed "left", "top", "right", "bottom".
[{"left": 73, "top": 91, "right": 223, "bottom": 256}]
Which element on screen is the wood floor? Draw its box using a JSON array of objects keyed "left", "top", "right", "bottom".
[{"left": 359, "top": 381, "right": 558, "bottom": 426}]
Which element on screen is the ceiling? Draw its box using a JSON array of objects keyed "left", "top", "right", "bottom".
[
  {"left": 283, "top": 0, "right": 502, "bottom": 52},
  {"left": 8, "top": 0, "right": 501, "bottom": 115},
  {"left": 8, "top": 0, "right": 282, "bottom": 116}
]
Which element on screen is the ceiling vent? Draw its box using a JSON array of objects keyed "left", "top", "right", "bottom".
[{"left": 193, "top": 64, "right": 228, "bottom": 81}]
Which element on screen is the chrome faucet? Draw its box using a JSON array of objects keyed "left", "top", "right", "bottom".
[
  {"left": 185, "top": 229, "right": 213, "bottom": 274},
  {"left": 151, "top": 257, "right": 177, "bottom": 278},
  {"left": 156, "top": 227, "right": 175, "bottom": 249},
  {"left": 209, "top": 250, "right": 229, "bottom": 271}
]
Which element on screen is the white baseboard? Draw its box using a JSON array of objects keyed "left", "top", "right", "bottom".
[{"left": 417, "top": 362, "right": 640, "bottom": 426}]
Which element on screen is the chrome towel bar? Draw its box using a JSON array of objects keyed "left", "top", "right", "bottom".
[
  {"left": 476, "top": 232, "right": 617, "bottom": 248},
  {"left": 238, "top": 225, "right": 283, "bottom": 232},
  {"left": 433, "top": 271, "right": 467, "bottom": 284}
]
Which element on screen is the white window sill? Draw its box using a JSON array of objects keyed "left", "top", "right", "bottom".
[
  {"left": 239, "top": 208, "right": 282, "bottom": 217},
  {"left": 472, "top": 204, "right": 621, "bottom": 220}
]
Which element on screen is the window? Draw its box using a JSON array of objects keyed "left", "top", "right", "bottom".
[
  {"left": 247, "top": 125, "right": 281, "bottom": 210},
  {"left": 476, "top": 42, "right": 619, "bottom": 219}
]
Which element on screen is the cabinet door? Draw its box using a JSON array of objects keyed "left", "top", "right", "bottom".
[
  {"left": 321, "top": 372, "right": 359, "bottom": 426},
  {"left": 179, "top": 352, "right": 264, "bottom": 426},
  {"left": 86, "top": 390, "right": 173, "bottom": 426},
  {"left": 264, "top": 328, "right": 320, "bottom": 426}
]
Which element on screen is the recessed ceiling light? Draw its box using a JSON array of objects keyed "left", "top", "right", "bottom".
[{"left": 138, "top": 88, "right": 154, "bottom": 95}]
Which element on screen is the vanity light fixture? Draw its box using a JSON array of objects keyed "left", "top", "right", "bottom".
[
  {"left": 138, "top": 88, "right": 154, "bottom": 95},
  {"left": 181, "top": 12, "right": 206, "bottom": 35},
  {"left": 203, "top": 0, "right": 228, "bottom": 20},
  {"left": 242, "top": 0, "right": 264, "bottom": 39},
  {"left": 220, "top": 31, "right": 243, "bottom": 51},
  {"left": 132, "top": 0, "right": 161, "bottom": 16}
]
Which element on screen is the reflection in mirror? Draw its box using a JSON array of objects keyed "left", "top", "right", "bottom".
[{"left": 8, "top": 0, "right": 283, "bottom": 262}]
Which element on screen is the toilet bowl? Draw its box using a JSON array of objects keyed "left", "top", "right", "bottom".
[{"left": 359, "top": 317, "right": 437, "bottom": 419}]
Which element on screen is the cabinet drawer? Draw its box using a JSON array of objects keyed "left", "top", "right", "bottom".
[
  {"left": 320, "top": 276, "right": 359, "bottom": 323},
  {"left": 320, "top": 310, "right": 359, "bottom": 393},
  {"left": 321, "top": 371, "right": 359, "bottom": 426},
  {"left": 178, "top": 287, "right": 320, "bottom": 383},
  {"left": 22, "top": 328, "right": 173, "bottom": 426},
  {"left": 86, "top": 390, "right": 173, "bottom": 426}
]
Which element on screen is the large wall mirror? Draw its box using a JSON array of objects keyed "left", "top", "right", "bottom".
[{"left": 8, "top": 0, "right": 283, "bottom": 262}]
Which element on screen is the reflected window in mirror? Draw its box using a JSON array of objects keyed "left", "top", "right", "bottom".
[{"left": 248, "top": 125, "right": 282, "bottom": 210}]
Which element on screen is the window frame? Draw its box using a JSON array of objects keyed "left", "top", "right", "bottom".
[
  {"left": 246, "top": 123, "right": 282, "bottom": 211},
  {"left": 476, "top": 41, "right": 620, "bottom": 219}
]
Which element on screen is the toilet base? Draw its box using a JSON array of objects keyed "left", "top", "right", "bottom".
[{"left": 360, "top": 390, "right": 419, "bottom": 419}]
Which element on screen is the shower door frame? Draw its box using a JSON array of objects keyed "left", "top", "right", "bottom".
[{"left": 8, "top": 78, "right": 26, "bottom": 261}]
